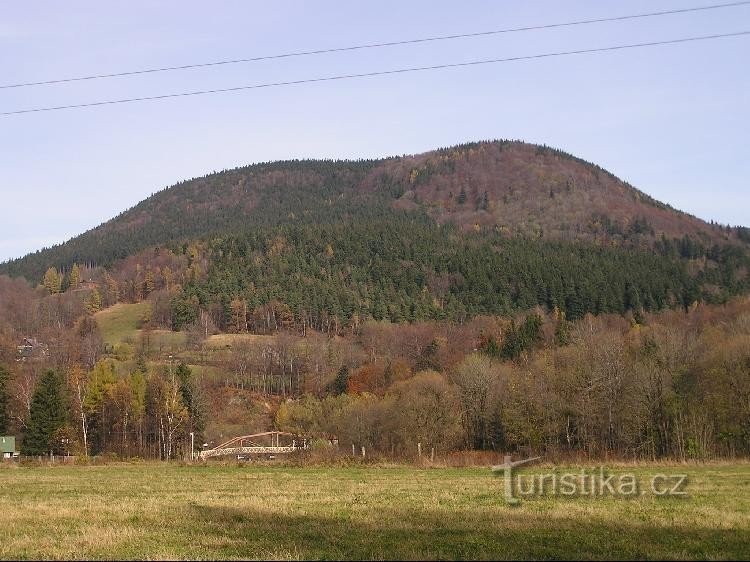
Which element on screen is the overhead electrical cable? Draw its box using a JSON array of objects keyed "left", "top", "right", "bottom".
[
  {"left": 1, "top": 0, "right": 748, "bottom": 90},
  {"left": 1, "top": 31, "right": 747, "bottom": 117}
]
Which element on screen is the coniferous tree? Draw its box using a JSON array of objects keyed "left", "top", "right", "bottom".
[
  {"left": 458, "top": 186, "right": 467, "bottom": 205},
  {"left": 501, "top": 314, "right": 543, "bottom": 359},
  {"left": 554, "top": 313, "right": 570, "bottom": 346},
  {"left": 143, "top": 269, "right": 156, "bottom": 297},
  {"left": 69, "top": 263, "right": 81, "bottom": 290},
  {"left": 86, "top": 288, "right": 103, "bottom": 314},
  {"left": 21, "top": 371, "right": 68, "bottom": 455},
  {"left": 414, "top": 339, "right": 442, "bottom": 372},
  {"left": 481, "top": 335, "right": 502, "bottom": 358},
  {"left": 500, "top": 321, "right": 522, "bottom": 360},
  {"left": 329, "top": 365, "right": 350, "bottom": 395},
  {"left": 176, "top": 363, "right": 206, "bottom": 444},
  {"left": 103, "top": 272, "right": 120, "bottom": 306},
  {"left": 43, "top": 267, "right": 62, "bottom": 294}
]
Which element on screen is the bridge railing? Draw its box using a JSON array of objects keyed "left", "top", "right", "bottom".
[
  {"left": 199, "top": 445, "right": 301, "bottom": 459},
  {"left": 198, "top": 432, "right": 308, "bottom": 459}
]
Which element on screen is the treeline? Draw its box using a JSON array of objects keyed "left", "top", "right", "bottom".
[
  {"left": 9, "top": 360, "right": 204, "bottom": 459},
  {"left": 275, "top": 303, "right": 750, "bottom": 460},
  {"left": 2, "top": 290, "right": 749, "bottom": 460}
]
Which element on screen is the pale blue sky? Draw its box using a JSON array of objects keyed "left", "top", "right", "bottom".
[{"left": 1, "top": 1, "right": 748, "bottom": 262}]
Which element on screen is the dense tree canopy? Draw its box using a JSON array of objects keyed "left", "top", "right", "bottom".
[{"left": 172, "top": 215, "right": 748, "bottom": 333}]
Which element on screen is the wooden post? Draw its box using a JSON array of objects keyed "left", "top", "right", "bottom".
[
  {"left": 361, "top": 446, "right": 366, "bottom": 458},
  {"left": 352, "top": 443, "right": 356, "bottom": 456},
  {"left": 431, "top": 447, "right": 435, "bottom": 462},
  {"left": 417, "top": 442, "right": 422, "bottom": 458}
]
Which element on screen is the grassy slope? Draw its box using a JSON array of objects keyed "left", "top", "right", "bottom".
[
  {"left": 0, "top": 463, "right": 747, "bottom": 560},
  {"left": 93, "top": 303, "right": 188, "bottom": 357},
  {"left": 94, "top": 302, "right": 151, "bottom": 346}
]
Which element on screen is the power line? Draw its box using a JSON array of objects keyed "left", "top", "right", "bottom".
[
  {"left": 1, "top": 1, "right": 749, "bottom": 90},
  {"left": 1, "top": 31, "right": 747, "bottom": 117}
]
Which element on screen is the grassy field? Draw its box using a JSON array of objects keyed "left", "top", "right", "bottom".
[
  {"left": 205, "top": 333, "right": 276, "bottom": 348},
  {"left": 94, "top": 302, "right": 151, "bottom": 346},
  {"left": 0, "top": 463, "right": 748, "bottom": 560},
  {"left": 147, "top": 329, "right": 188, "bottom": 352}
]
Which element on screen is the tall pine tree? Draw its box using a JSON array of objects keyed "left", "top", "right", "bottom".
[
  {"left": 21, "top": 371, "right": 68, "bottom": 455},
  {"left": 43, "top": 267, "right": 62, "bottom": 294},
  {"left": 69, "top": 263, "right": 81, "bottom": 290}
]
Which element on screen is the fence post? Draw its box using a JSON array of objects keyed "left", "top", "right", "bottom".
[
  {"left": 418, "top": 442, "right": 422, "bottom": 459},
  {"left": 361, "top": 446, "right": 366, "bottom": 458}
]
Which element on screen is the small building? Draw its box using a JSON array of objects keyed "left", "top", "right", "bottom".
[
  {"left": 1, "top": 436, "right": 17, "bottom": 459},
  {"left": 16, "top": 338, "right": 48, "bottom": 361}
]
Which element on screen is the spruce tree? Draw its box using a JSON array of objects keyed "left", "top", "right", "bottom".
[
  {"left": 329, "top": 365, "right": 350, "bottom": 396},
  {"left": 554, "top": 313, "right": 570, "bottom": 346},
  {"left": 500, "top": 321, "right": 522, "bottom": 360},
  {"left": 457, "top": 186, "right": 467, "bottom": 205},
  {"left": 21, "top": 371, "right": 68, "bottom": 456},
  {"left": 481, "top": 191, "right": 489, "bottom": 210}
]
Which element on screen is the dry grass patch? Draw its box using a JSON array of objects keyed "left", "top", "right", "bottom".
[
  {"left": 205, "top": 333, "right": 276, "bottom": 349},
  {"left": 0, "top": 463, "right": 748, "bottom": 560}
]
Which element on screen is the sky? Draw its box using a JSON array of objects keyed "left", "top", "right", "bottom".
[{"left": 0, "top": 1, "right": 748, "bottom": 262}]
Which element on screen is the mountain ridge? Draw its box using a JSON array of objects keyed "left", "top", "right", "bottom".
[{"left": 1, "top": 139, "right": 746, "bottom": 283}]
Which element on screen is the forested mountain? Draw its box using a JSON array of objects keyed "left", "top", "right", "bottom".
[
  {"left": 2, "top": 139, "right": 749, "bottom": 331},
  {"left": 2, "top": 140, "right": 750, "bottom": 462},
  {"left": 2, "top": 139, "right": 747, "bottom": 283}
]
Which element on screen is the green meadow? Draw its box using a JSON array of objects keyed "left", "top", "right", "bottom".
[{"left": 94, "top": 302, "right": 151, "bottom": 346}]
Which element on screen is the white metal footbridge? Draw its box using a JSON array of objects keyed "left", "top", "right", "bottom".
[{"left": 199, "top": 431, "right": 307, "bottom": 459}]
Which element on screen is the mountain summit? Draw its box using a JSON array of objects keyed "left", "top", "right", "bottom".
[{"left": 2, "top": 139, "right": 743, "bottom": 283}]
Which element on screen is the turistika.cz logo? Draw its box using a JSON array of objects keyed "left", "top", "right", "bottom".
[{"left": 491, "top": 456, "right": 688, "bottom": 504}]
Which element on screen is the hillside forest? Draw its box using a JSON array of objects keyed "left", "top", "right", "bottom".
[{"left": 0, "top": 141, "right": 749, "bottom": 461}]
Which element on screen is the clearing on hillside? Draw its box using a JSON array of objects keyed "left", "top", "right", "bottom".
[
  {"left": 205, "top": 333, "right": 276, "bottom": 348},
  {"left": 94, "top": 302, "right": 151, "bottom": 346}
]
